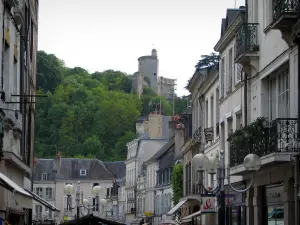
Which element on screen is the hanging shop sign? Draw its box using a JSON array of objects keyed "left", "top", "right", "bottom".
[{"left": 201, "top": 195, "right": 217, "bottom": 213}]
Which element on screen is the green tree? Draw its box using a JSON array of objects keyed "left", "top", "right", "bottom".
[
  {"left": 36, "top": 51, "right": 65, "bottom": 92},
  {"left": 35, "top": 52, "right": 142, "bottom": 160},
  {"left": 172, "top": 163, "right": 183, "bottom": 205},
  {"left": 195, "top": 52, "right": 219, "bottom": 72}
]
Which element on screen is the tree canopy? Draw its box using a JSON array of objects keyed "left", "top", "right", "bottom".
[{"left": 35, "top": 51, "right": 187, "bottom": 160}]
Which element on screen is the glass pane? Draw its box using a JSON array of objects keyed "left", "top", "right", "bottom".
[
  {"left": 231, "top": 207, "right": 238, "bottom": 225},
  {"left": 268, "top": 206, "right": 284, "bottom": 225},
  {"left": 240, "top": 206, "right": 246, "bottom": 225}
]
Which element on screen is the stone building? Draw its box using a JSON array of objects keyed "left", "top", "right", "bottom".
[{"left": 0, "top": 0, "right": 39, "bottom": 224}]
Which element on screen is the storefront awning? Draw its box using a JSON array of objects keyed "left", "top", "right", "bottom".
[
  {"left": 25, "top": 189, "right": 60, "bottom": 212},
  {"left": 167, "top": 199, "right": 187, "bottom": 215},
  {"left": 0, "top": 172, "right": 32, "bottom": 197},
  {"left": 181, "top": 210, "right": 202, "bottom": 223},
  {"left": 160, "top": 220, "right": 179, "bottom": 225}
]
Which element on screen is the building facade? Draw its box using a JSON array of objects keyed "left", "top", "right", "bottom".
[
  {"left": 0, "top": 0, "right": 39, "bottom": 224},
  {"left": 33, "top": 156, "right": 126, "bottom": 224},
  {"left": 125, "top": 113, "right": 171, "bottom": 224}
]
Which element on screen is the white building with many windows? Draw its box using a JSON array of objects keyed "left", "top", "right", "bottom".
[
  {"left": 33, "top": 155, "right": 126, "bottom": 224},
  {"left": 213, "top": 2, "right": 299, "bottom": 224}
]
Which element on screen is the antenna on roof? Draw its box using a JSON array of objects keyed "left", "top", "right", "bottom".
[{"left": 234, "top": 0, "right": 237, "bottom": 7}]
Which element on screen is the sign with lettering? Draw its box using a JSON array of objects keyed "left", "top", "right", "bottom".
[
  {"left": 265, "top": 185, "right": 283, "bottom": 203},
  {"left": 201, "top": 196, "right": 217, "bottom": 213},
  {"left": 204, "top": 127, "right": 214, "bottom": 142}
]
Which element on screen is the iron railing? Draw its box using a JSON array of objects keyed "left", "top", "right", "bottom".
[
  {"left": 229, "top": 118, "right": 299, "bottom": 167},
  {"left": 273, "top": 0, "right": 299, "bottom": 20},
  {"left": 235, "top": 23, "right": 259, "bottom": 60}
]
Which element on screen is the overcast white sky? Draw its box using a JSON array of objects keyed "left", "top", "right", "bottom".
[{"left": 38, "top": 0, "right": 244, "bottom": 96}]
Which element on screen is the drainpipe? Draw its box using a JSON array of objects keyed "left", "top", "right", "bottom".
[
  {"left": 1, "top": 2, "right": 5, "bottom": 88},
  {"left": 295, "top": 34, "right": 300, "bottom": 225},
  {"left": 20, "top": 13, "right": 26, "bottom": 163},
  {"left": 244, "top": 0, "right": 248, "bottom": 127},
  {"left": 244, "top": 70, "right": 248, "bottom": 126},
  {"left": 295, "top": 154, "right": 299, "bottom": 225}
]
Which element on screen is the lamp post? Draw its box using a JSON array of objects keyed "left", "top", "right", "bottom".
[
  {"left": 192, "top": 150, "right": 261, "bottom": 225},
  {"left": 64, "top": 182, "right": 107, "bottom": 219}
]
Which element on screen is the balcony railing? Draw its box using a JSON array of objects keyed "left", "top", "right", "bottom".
[
  {"left": 273, "top": 0, "right": 299, "bottom": 21},
  {"left": 235, "top": 23, "right": 259, "bottom": 60},
  {"left": 229, "top": 117, "right": 299, "bottom": 167}
]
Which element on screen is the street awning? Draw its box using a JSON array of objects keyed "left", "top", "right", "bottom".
[
  {"left": 167, "top": 199, "right": 187, "bottom": 215},
  {"left": 160, "top": 220, "right": 179, "bottom": 225},
  {"left": 0, "top": 172, "right": 32, "bottom": 197},
  {"left": 25, "top": 189, "right": 60, "bottom": 212},
  {"left": 181, "top": 210, "right": 202, "bottom": 223}
]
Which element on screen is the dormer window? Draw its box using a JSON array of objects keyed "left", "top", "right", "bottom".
[
  {"left": 80, "top": 169, "right": 87, "bottom": 176},
  {"left": 41, "top": 173, "right": 47, "bottom": 181}
]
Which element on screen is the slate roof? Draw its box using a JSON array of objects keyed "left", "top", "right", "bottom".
[
  {"left": 57, "top": 158, "right": 114, "bottom": 180},
  {"left": 220, "top": 7, "right": 245, "bottom": 37},
  {"left": 103, "top": 161, "right": 125, "bottom": 180},
  {"left": 33, "top": 159, "right": 56, "bottom": 181},
  {"left": 34, "top": 158, "right": 118, "bottom": 181},
  {"left": 147, "top": 136, "right": 175, "bottom": 163}
]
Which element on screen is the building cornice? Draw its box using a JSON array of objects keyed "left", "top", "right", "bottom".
[{"left": 214, "top": 14, "right": 244, "bottom": 53}]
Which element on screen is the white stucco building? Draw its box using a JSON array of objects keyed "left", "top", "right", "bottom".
[
  {"left": 212, "top": 2, "right": 299, "bottom": 224},
  {"left": 33, "top": 156, "right": 126, "bottom": 224}
]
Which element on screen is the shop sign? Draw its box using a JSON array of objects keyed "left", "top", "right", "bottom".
[
  {"left": 225, "top": 189, "right": 244, "bottom": 205},
  {"left": 265, "top": 185, "right": 283, "bottom": 203},
  {"left": 204, "top": 127, "right": 214, "bottom": 142},
  {"left": 201, "top": 195, "right": 217, "bottom": 213}
]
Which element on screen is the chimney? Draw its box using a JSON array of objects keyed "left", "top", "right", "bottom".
[
  {"left": 56, "top": 151, "right": 61, "bottom": 174},
  {"left": 174, "top": 123, "right": 185, "bottom": 158},
  {"left": 168, "top": 117, "right": 177, "bottom": 139},
  {"left": 149, "top": 113, "right": 163, "bottom": 139}
]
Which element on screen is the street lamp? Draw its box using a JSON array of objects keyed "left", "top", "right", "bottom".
[
  {"left": 64, "top": 182, "right": 107, "bottom": 219},
  {"left": 192, "top": 150, "right": 261, "bottom": 225},
  {"left": 82, "top": 196, "right": 107, "bottom": 216}
]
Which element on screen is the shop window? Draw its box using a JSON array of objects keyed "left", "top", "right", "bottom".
[{"left": 267, "top": 206, "right": 284, "bottom": 225}]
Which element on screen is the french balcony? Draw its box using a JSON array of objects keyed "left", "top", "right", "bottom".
[
  {"left": 235, "top": 23, "right": 259, "bottom": 70},
  {"left": 271, "top": 0, "right": 299, "bottom": 45},
  {"left": 229, "top": 117, "right": 299, "bottom": 174}
]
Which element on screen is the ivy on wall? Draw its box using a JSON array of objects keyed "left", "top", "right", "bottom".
[{"left": 171, "top": 162, "right": 183, "bottom": 205}]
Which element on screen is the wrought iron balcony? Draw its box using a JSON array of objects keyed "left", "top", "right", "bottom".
[
  {"left": 272, "top": 0, "right": 299, "bottom": 45},
  {"left": 229, "top": 117, "right": 299, "bottom": 168},
  {"left": 273, "top": 0, "right": 299, "bottom": 24},
  {"left": 235, "top": 23, "right": 259, "bottom": 63}
]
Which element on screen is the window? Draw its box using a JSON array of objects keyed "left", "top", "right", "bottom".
[
  {"left": 220, "top": 58, "right": 225, "bottom": 97},
  {"left": 228, "top": 48, "right": 233, "bottom": 90},
  {"left": 210, "top": 96, "right": 214, "bottom": 127},
  {"left": 185, "top": 162, "right": 192, "bottom": 195},
  {"left": 41, "top": 173, "right": 47, "bottom": 181},
  {"left": 80, "top": 169, "right": 87, "bottom": 176},
  {"left": 36, "top": 188, "right": 43, "bottom": 198},
  {"left": 45, "top": 187, "right": 53, "bottom": 200},
  {"left": 93, "top": 197, "right": 99, "bottom": 211},
  {"left": 205, "top": 100, "right": 208, "bottom": 128},
  {"left": 269, "top": 64, "right": 289, "bottom": 120},
  {"left": 35, "top": 205, "right": 42, "bottom": 216},
  {"left": 236, "top": 113, "right": 243, "bottom": 130},
  {"left": 235, "top": 63, "right": 243, "bottom": 84}
]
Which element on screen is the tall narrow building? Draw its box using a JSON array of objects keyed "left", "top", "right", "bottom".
[{"left": 0, "top": 0, "right": 39, "bottom": 224}]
